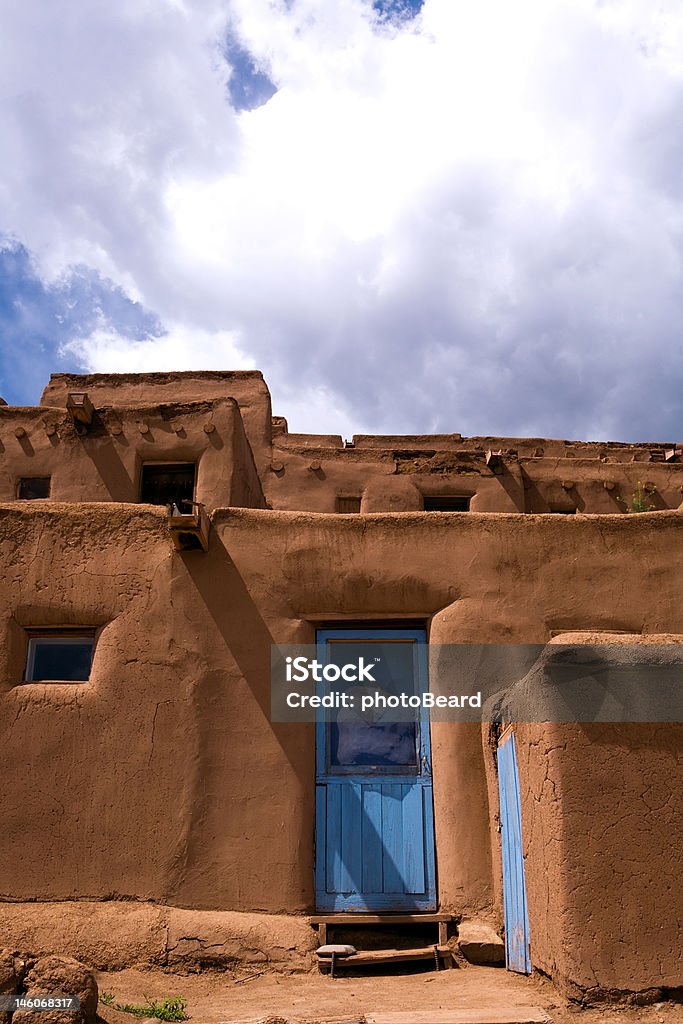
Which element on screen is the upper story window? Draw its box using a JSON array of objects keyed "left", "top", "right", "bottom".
[
  {"left": 18, "top": 477, "right": 51, "bottom": 500},
  {"left": 140, "top": 463, "right": 196, "bottom": 510},
  {"left": 422, "top": 495, "right": 470, "bottom": 511},
  {"left": 24, "top": 632, "right": 95, "bottom": 683},
  {"left": 336, "top": 496, "right": 361, "bottom": 514}
]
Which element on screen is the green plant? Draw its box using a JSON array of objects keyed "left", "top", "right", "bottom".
[
  {"left": 100, "top": 994, "right": 189, "bottom": 1021},
  {"left": 616, "top": 481, "right": 657, "bottom": 513}
]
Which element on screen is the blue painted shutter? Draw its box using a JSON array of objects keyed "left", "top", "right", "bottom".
[{"left": 497, "top": 730, "right": 532, "bottom": 974}]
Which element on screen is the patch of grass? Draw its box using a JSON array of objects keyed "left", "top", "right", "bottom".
[{"left": 100, "top": 993, "right": 189, "bottom": 1021}]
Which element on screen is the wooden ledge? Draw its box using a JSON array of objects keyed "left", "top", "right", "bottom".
[{"left": 310, "top": 913, "right": 452, "bottom": 925}]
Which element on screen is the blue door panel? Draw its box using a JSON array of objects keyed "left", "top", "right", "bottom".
[
  {"left": 381, "top": 783, "right": 404, "bottom": 894},
  {"left": 361, "top": 784, "right": 384, "bottom": 893},
  {"left": 403, "top": 785, "right": 426, "bottom": 893},
  {"left": 340, "top": 785, "right": 362, "bottom": 893},
  {"left": 497, "top": 731, "right": 532, "bottom": 974},
  {"left": 316, "top": 779, "right": 436, "bottom": 910},
  {"left": 325, "top": 784, "right": 342, "bottom": 894},
  {"left": 315, "top": 628, "right": 437, "bottom": 912}
]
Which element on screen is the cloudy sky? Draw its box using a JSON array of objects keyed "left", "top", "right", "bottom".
[{"left": 1, "top": 0, "right": 682, "bottom": 441}]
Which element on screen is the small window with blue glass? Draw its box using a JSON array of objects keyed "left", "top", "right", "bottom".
[{"left": 24, "top": 632, "right": 95, "bottom": 683}]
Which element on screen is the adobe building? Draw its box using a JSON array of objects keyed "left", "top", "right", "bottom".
[{"left": 0, "top": 370, "right": 681, "bottom": 1003}]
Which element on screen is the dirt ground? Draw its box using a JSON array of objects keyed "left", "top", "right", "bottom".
[{"left": 95, "top": 963, "right": 683, "bottom": 1024}]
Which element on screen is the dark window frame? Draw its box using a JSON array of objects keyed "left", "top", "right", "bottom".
[
  {"left": 422, "top": 495, "right": 471, "bottom": 512},
  {"left": 335, "top": 495, "right": 362, "bottom": 514},
  {"left": 139, "top": 461, "right": 197, "bottom": 510},
  {"left": 17, "top": 477, "right": 51, "bottom": 500},
  {"left": 24, "top": 629, "right": 96, "bottom": 684}
]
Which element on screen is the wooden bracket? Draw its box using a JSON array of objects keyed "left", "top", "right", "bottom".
[
  {"left": 486, "top": 450, "right": 504, "bottom": 473},
  {"left": 168, "top": 502, "right": 210, "bottom": 552},
  {"left": 66, "top": 392, "right": 95, "bottom": 431}
]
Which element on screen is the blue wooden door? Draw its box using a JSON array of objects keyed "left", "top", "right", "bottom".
[
  {"left": 497, "top": 730, "right": 532, "bottom": 973},
  {"left": 315, "top": 628, "right": 437, "bottom": 912}
]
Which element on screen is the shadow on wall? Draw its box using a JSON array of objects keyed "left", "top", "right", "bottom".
[
  {"left": 80, "top": 430, "right": 136, "bottom": 500},
  {"left": 178, "top": 528, "right": 309, "bottom": 789},
  {"left": 490, "top": 464, "right": 525, "bottom": 512}
]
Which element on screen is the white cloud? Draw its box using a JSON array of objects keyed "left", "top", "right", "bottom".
[
  {"left": 61, "top": 321, "right": 253, "bottom": 375},
  {"left": 2, "top": 0, "right": 683, "bottom": 440}
]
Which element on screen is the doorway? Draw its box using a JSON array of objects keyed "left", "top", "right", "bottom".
[{"left": 314, "top": 627, "right": 437, "bottom": 912}]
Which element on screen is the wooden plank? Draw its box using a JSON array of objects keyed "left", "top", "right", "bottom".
[
  {"left": 340, "top": 784, "right": 362, "bottom": 894},
  {"left": 366, "top": 1013, "right": 549, "bottom": 1024},
  {"left": 309, "top": 913, "right": 452, "bottom": 924},
  {"left": 326, "top": 785, "right": 342, "bottom": 895},
  {"left": 420, "top": 776, "right": 438, "bottom": 909},
  {"left": 361, "top": 784, "right": 384, "bottom": 894},
  {"left": 318, "top": 945, "right": 451, "bottom": 959},
  {"left": 318, "top": 946, "right": 439, "bottom": 966},
  {"left": 381, "top": 784, "right": 404, "bottom": 894},
  {"left": 402, "top": 784, "right": 425, "bottom": 894},
  {"left": 314, "top": 785, "right": 326, "bottom": 904}
]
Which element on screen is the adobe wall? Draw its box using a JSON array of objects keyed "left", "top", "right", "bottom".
[
  {"left": 265, "top": 439, "right": 526, "bottom": 513},
  {"left": 2, "top": 372, "right": 681, "bottom": 513},
  {"left": 265, "top": 438, "right": 683, "bottom": 515},
  {"left": 40, "top": 371, "right": 274, "bottom": 473},
  {"left": 0, "top": 397, "right": 265, "bottom": 510},
  {"left": 507, "top": 633, "right": 683, "bottom": 1000},
  {"left": 266, "top": 423, "right": 683, "bottom": 514},
  {"left": 0, "top": 503, "right": 681, "bottom": 994},
  {"left": 513, "top": 718, "right": 683, "bottom": 1000}
]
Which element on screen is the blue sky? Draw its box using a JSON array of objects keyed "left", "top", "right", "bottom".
[
  {"left": 0, "top": 241, "right": 161, "bottom": 405},
  {"left": 0, "top": 0, "right": 682, "bottom": 440}
]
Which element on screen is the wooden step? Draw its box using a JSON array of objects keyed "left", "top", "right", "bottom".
[
  {"left": 317, "top": 945, "right": 451, "bottom": 967},
  {"left": 310, "top": 913, "right": 452, "bottom": 924},
  {"left": 312, "top": 912, "right": 452, "bottom": 949}
]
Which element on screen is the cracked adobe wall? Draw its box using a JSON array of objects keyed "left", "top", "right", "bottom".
[
  {"left": 0, "top": 503, "right": 681, "bottom": 996},
  {"left": 516, "top": 710, "right": 683, "bottom": 999}
]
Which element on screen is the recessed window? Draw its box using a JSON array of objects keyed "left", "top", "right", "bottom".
[
  {"left": 549, "top": 506, "right": 576, "bottom": 514},
  {"left": 18, "top": 477, "right": 51, "bottom": 500},
  {"left": 423, "top": 495, "right": 470, "bottom": 512},
  {"left": 140, "top": 463, "right": 196, "bottom": 509},
  {"left": 25, "top": 633, "right": 95, "bottom": 683},
  {"left": 336, "top": 496, "right": 361, "bottom": 514}
]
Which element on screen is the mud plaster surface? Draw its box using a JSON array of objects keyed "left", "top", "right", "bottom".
[{"left": 94, "top": 965, "right": 683, "bottom": 1024}]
